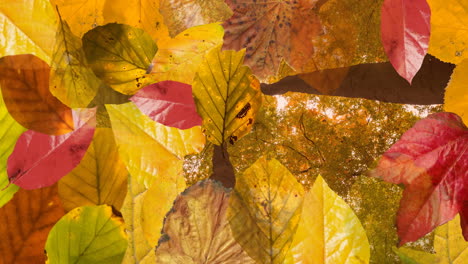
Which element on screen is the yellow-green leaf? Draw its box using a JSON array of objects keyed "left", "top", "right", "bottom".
[
  {"left": 156, "top": 180, "right": 255, "bottom": 263},
  {"left": 45, "top": 205, "right": 127, "bottom": 264},
  {"left": 228, "top": 156, "right": 305, "bottom": 264},
  {"left": 0, "top": 0, "right": 56, "bottom": 63},
  {"left": 428, "top": 0, "right": 468, "bottom": 64},
  {"left": 150, "top": 23, "right": 224, "bottom": 84},
  {"left": 444, "top": 59, "right": 468, "bottom": 124},
  {"left": 291, "top": 176, "right": 370, "bottom": 264},
  {"left": 58, "top": 128, "right": 128, "bottom": 211},
  {"left": 106, "top": 102, "right": 205, "bottom": 187},
  {"left": 50, "top": 17, "right": 101, "bottom": 108},
  {"left": 192, "top": 45, "right": 262, "bottom": 145},
  {"left": 159, "top": 0, "right": 232, "bottom": 37},
  {"left": 394, "top": 215, "right": 468, "bottom": 263},
  {"left": 83, "top": 23, "right": 158, "bottom": 95}
]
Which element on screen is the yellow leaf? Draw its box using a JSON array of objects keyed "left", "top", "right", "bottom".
[
  {"left": 228, "top": 156, "right": 305, "bottom": 264},
  {"left": 150, "top": 23, "right": 224, "bottom": 84},
  {"left": 0, "top": 0, "right": 56, "bottom": 63},
  {"left": 394, "top": 215, "right": 468, "bottom": 264},
  {"left": 51, "top": 0, "right": 168, "bottom": 40},
  {"left": 428, "top": 0, "right": 468, "bottom": 64},
  {"left": 192, "top": 45, "right": 262, "bottom": 145},
  {"left": 444, "top": 59, "right": 468, "bottom": 124},
  {"left": 106, "top": 102, "right": 205, "bottom": 187},
  {"left": 156, "top": 180, "right": 255, "bottom": 263},
  {"left": 291, "top": 176, "right": 370, "bottom": 264},
  {"left": 58, "top": 128, "right": 128, "bottom": 211}
]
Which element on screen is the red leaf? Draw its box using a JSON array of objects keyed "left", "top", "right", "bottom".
[
  {"left": 381, "top": 0, "right": 431, "bottom": 83},
  {"left": 129, "top": 81, "right": 202, "bottom": 129},
  {"left": 7, "top": 108, "right": 96, "bottom": 189},
  {"left": 370, "top": 112, "right": 468, "bottom": 245}
]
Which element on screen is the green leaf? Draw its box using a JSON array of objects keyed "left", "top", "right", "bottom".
[
  {"left": 45, "top": 205, "right": 127, "bottom": 264},
  {"left": 83, "top": 23, "right": 158, "bottom": 95},
  {"left": 192, "top": 45, "right": 262, "bottom": 145},
  {"left": 228, "top": 156, "right": 305, "bottom": 264},
  {"left": 0, "top": 91, "right": 25, "bottom": 207},
  {"left": 50, "top": 16, "right": 101, "bottom": 108}
]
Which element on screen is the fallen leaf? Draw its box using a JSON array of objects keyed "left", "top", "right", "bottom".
[
  {"left": 159, "top": 0, "right": 232, "bottom": 37},
  {"left": 58, "top": 128, "right": 127, "bottom": 211},
  {"left": 156, "top": 180, "right": 255, "bottom": 263},
  {"left": 370, "top": 112, "right": 468, "bottom": 245},
  {"left": 0, "top": 0, "right": 56, "bottom": 63},
  {"left": 444, "top": 59, "right": 468, "bottom": 124},
  {"left": 8, "top": 108, "right": 96, "bottom": 189},
  {"left": 192, "top": 45, "right": 262, "bottom": 145},
  {"left": 0, "top": 185, "right": 65, "bottom": 264},
  {"left": 381, "top": 0, "right": 431, "bottom": 83},
  {"left": 228, "top": 156, "right": 304, "bottom": 264},
  {"left": 130, "top": 81, "right": 202, "bottom": 129},
  {"left": 45, "top": 205, "right": 127, "bottom": 264},
  {"left": 0, "top": 54, "right": 74, "bottom": 135},
  {"left": 291, "top": 176, "right": 370, "bottom": 264},
  {"left": 83, "top": 23, "right": 158, "bottom": 95}
]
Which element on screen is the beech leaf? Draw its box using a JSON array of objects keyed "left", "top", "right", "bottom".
[
  {"left": 444, "top": 59, "right": 468, "bottom": 125},
  {"left": 228, "top": 156, "right": 305, "bottom": 263},
  {"left": 45, "top": 205, "right": 127, "bottom": 264},
  {"left": 0, "top": 54, "right": 74, "bottom": 135},
  {"left": 8, "top": 108, "right": 96, "bottom": 189},
  {"left": 130, "top": 81, "right": 202, "bottom": 129},
  {"left": 381, "top": 0, "right": 431, "bottom": 83},
  {"left": 370, "top": 112, "right": 468, "bottom": 245},
  {"left": 155, "top": 180, "right": 255, "bottom": 263}
]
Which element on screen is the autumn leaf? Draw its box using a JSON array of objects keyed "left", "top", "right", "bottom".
[
  {"left": 394, "top": 215, "right": 468, "bottom": 263},
  {"left": 149, "top": 23, "right": 224, "bottom": 84},
  {"left": 106, "top": 102, "right": 204, "bottom": 186},
  {"left": 0, "top": 92, "right": 24, "bottom": 207},
  {"left": 50, "top": 14, "right": 102, "bottom": 108},
  {"left": 45, "top": 205, "right": 127, "bottom": 264},
  {"left": 370, "top": 112, "right": 468, "bottom": 245},
  {"left": 0, "top": 54, "right": 74, "bottom": 135},
  {"left": 427, "top": 0, "right": 468, "bottom": 64},
  {"left": 82, "top": 23, "right": 158, "bottom": 95},
  {"left": 130, "top": 81, "right": 202, "bottom": 129},
  {"left": 381, "top": 0, "right": 431, "bottom": 83},
  {"left": 0, "top": 0, "right": 56, "bottom": 63},
  {"left": 291, "top": 176, "right": 370, "bottom": 264},
  {"left": 0, "top": 185, "right": 65, "bottom": 264},
  {"left": 8, "top": 108, "right": 96, "bottom": 189},
  {"left": 192, "top": 45, "right": 262, "bottom": 145},
  {"left": 444, "top": 59, "right": 468, "bottom": 124},
  {"left": 228, "top": 156, "right": 304, "bottom": 263},
  {"left": 58, "top": 128, "right": 127, "bottom": 211},
  {"left": 156, "top": 180, "right": 254, "bottom": 263},
  {"left": 159, "top": 0, "right": 232, "bottom": 37}
]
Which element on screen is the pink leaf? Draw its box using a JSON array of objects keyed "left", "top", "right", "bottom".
[
  {"left": 7, "top": 108, "right": 96, "bottom": 189},
  {"left": 370, "top": 112, "right": 468, "bottom": 245},
  {"left": 381, "top": 0, "right": 431, "bottom": 83},
  {"left": 130, "top": 81, "right": 202, "bottom": 129}
]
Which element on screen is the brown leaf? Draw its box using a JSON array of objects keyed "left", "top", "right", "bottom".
[
  {"left": 0, "top": 55, "right": 74, "bottom": 135},
  {"left": 0, "top": 184, "right": 65, "bottom": 264}
]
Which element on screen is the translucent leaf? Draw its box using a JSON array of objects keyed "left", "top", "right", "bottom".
[
  {"left": 0, "top": 185, "right": 65, "bottom": 263},
  {"left": 444, "top": 59, "right": 468, "bottom": 124},
  {"left": 150, "top": 23, "right": 224, "bottom": 84},
  {"left": 291, "top": 176, "right": 370, "bottom": 264},
  {"left": 50, "top": 17, "right": 101, "bottom": 108},
  {"left": 228, "top": 156, "right": 305, "bottom": 264},
  {"left": 83, "top": 23, "right": 158, "bottom": 95},
  {"left": 156, "top": 180, "right": 254, "bottom": 263},
  {"left": 0, "top": 54, "right": 74, "bottom": 135},
  {"left": 0, "top": 0, "right": 56, "bottom": 63},
  {"left": 58, "top": 128, "right": 127, "bottom": 211},
  {"left": 45, "top": 205, "right": 127, "bottom": 264},
  {"left": 192, "top": 45, "right": 262, "bottom": 145}
]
